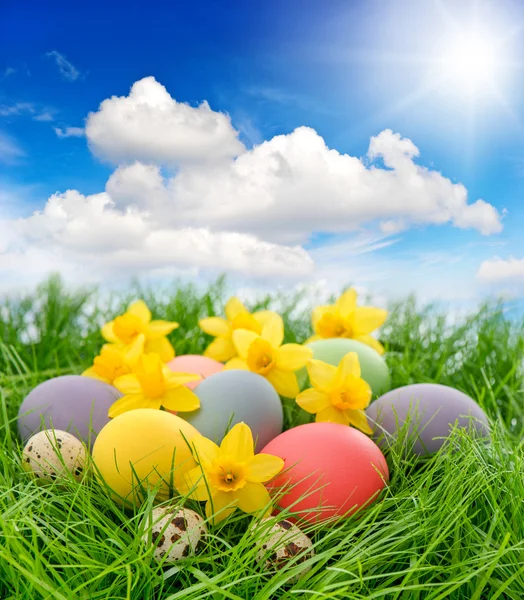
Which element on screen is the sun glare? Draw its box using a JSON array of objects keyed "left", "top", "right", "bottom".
[{"left": 436, "top": 29, "right": 504, "bottom": 96}]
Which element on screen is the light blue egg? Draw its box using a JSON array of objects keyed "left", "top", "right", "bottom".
[{"left": 182, "top": 370, "right": 283, "bottom": 451}]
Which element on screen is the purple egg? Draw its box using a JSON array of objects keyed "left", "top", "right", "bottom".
[
  {"left": 366, "top": 383, "right": 490, "bottom": 455},
  {"left": 17, "top": 375, "right": 122, "bottom": 447}
]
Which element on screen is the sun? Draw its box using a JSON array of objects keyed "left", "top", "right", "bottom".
[{"left": 432, "top": 26, "right": 506, "bottom": 99}]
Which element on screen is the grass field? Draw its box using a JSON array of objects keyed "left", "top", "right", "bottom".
[{"left": 0, "top": 275, "right": 523, "bottom": 599}]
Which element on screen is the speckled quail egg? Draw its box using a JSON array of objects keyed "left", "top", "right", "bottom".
[
  {"left": 253, "top": 518, "right": 314, "bottom": 580},
  {"left": 143, "top": 506, "right": 207, "bottom": 563},
  {"left": 22, "top": 429, "right": 86, "bottom": 482}
]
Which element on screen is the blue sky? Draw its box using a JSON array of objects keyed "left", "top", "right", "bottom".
[{"left": 1, "top": 0, "right": 524, "bottom": 306}]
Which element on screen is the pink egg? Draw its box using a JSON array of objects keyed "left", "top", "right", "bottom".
[
  {"left": 261, "top": 422, "right": 389, "bottom": 524},
  {"left": 167, "top": 355, "right": 224, "bottom": 390}
]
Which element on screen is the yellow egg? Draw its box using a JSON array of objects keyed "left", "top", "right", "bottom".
[{"left": 92, "top": 409, "right": 199, "bottom": 506}]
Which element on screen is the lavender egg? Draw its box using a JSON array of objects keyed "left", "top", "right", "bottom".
[
  {"left": 17, "top": 375, "right": 122, "bottom": 447},
  {"left": 366, "top": 383, "right": 490, "bottom": 455}
]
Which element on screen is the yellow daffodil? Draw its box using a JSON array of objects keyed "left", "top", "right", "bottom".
[
  {"left": 109, "top": 353, "right": 201, "bottom": 418},
  {"left": 296, "top": 352, "right": 372, "bottom": 434},
  {"left": 178, "top": 422, "right": 284, "bottom": 524},
  {"left": 308, "top": 288, "right": 388, "bottom": 355},
  {"left": 199, "top": 296, "right": 279, "bottom": 362},
  {"left": 224, "top": 314, "right": 312, "bottom": 398},
  {"left": 102, "top": 300, "right": 179, "bottom": 362},
  {"left": 82, "top": 336, "right": 144, "bottom": 385}
]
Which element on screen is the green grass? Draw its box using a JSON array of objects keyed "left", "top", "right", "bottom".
[{"left": 0, "top": 274, "right": 523, "bottom": 599}]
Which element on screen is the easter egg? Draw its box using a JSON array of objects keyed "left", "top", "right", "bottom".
[
  {"left": 92, "top": 409, "right": 199, "bottom": 506},
  {"left": 366, "top": 383, "right": 490, "bottom": 455},
  {"left": 167, "top": 355, "right": 224, "bottom": 390},
  {"left": 143, "top": 506, "right": 207, "bottom": 563},
  {"left": 251, "top": 518, "right": 314, "bottom": 581},
  {"left": 261, "top": 422, "right": 388, "bottom": 523},
  {"left": 22, "top": 429, "right": 86, "bottom": 482},
  {"left": 17, "top": 375, "right": 122, "bottom": 446},
  {"left": 297, "top": 339, "right": 391, "bottom": 397},
  {"left": 182, "top": 370, "right": 283, "bottom": 451}
]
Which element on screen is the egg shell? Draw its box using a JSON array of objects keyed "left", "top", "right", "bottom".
[
  {"left": 261, "top": 422, "right": 389, "bottom": 524},
  {"left": 297, "top": 339, "right": 391, "bottom": 397},
  {"left": 167, "top": 355, "right": 224, "bottom": 390},
  {"left": 22, "top": 429, "right": 86, "bottom": 482},
  {"left": 252, "top": 518, "right": 314, "bottom": 580},
  {"left": 366, "top": 383, "right": 491, "bottom": 455},
  {"left": 17, "top": 375, "right": 122, "bottom": 447},
  {"left": 143, "top": 506, "right": 207, "bottom": 563},
  {"left": 92, "top": 409, "right": 199, "bottom": 506},
  {"left": 182, "top": 370, "right": 283, "bottom": 451}
]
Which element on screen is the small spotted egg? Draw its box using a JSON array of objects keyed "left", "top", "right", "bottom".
[
  {"left": 143, "top": 507, "right": 207, "bottom": 563},
  {"left": 22, "top": 429, "right": 86, "bottom": 482},
  {"left": 252, "top": 518, "right": 314, "bottom": 580}
]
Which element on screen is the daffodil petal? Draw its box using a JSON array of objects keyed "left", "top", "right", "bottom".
[
  {"left": 296, "top": 388, "right": 331, "bottom": 414},
  {"left": 232, "top": 329, "right": 258, "bottom": 359},
  {"left": 225, "top": 297, "right": 247, "bottom": 321},
  {"left": 123, "top": 333, "right": 145, "bottom": 365},
  {"left": 127, "top": 300, "right": 152, "bottom": 324},
  {"left": 266, "top": 368, "right": 299, "bottom": 398},
  {"left": 101, "top": 321, "right": 118, "bottom": 343},
  {"left": 82, "top": 367, "right": 108, "bottom": 383},
  {"left": 354, "top": 334, "right": 385, "bottom": 355},
  {"left": 307, "top": 359, "right": 337, "bottom": 392},
  {"left": 316, "top": 406, "right": 349, "bottom": 425},
  {"left": 220, "top": 423, "right": 254, "bottom": 461},
  {"left": 162, "top": 387, "right": 200, "bottom": 412},
  {"left": 199, "top": 317, "right": 230, "bottom": 337},
  {"left": 204, "top": 337, "right": 236, "bottom": 362},
  {"left": 177, "top": 466, "right": 210, "bottom": 501},
  {"left": 236, "top": 482, "right": 271, "bottom": 514},
  {"left": 223, "top": 358, "right": 250, "bottom": 371},
  {"left": 147, "top": 320, "right": 179, "bottom": 339},
  {"left": 165, "top": 371, "right": 201, "bottom": 387},
  {"left": 253, "top": 310, "right": 279, "bottom": 327},
  {"left": 206, "top": 491, "right": 238, "bottom": 523},
  {"left": 311, "top": 306, "right": 331, "bottom": 331},
  {"left": 345, "top": 409, "right": 373, "bottom": 434},
  {"left": 275, "top": 344, "right": 313, "bottom": 371},
  {"left": 145, "top": 336, "right": 175, "bottom": 362},
  {"left": 352, "top": 307, "right": 388, "bottom": 336},
  {"left": 113, "top": 374, "right": 141, "bottom": 395},
  {"left": 247, "top": 454, "right": 284, "bottom": 483},
  {"left": 334, "top": 352, "right": 361, "bottom": 386},
  {"left": 336, "top": 288, "right": 357, "bottom": 317},
  {"left": 304, "top": 334, "right": 321, "bottom": 344},
  {"left": 261, "top": 314, "right": 284, "bottom": 348},
  {"left": 191, "top": 435, "right": 220, "bottom": 468},
  {"left": 108, "top": 394, "right": 161, "bottom": 418}
]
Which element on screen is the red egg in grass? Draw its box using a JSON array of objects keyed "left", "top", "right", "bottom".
[
  {"left": 166, "top": 355, "right": 224, "bottom": 415},
  {"left": 260, "top": 422, "right": 389, "bottom": 524}
]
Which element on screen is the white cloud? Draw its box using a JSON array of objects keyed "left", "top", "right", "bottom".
[
  {"left": 54, "top": 126, "right": 85, "bottom": 138},
  {"left": 0, "top": 103, "right": 35, "bottom": 117},
  {"left": 0, "top": 132, "right": 25, "bottom": 164},
  {"left": 45, "top": 51, "right": 80, "bottom": 82},
  {"left": 0, "top": 76, "right": 505, "bottom": 291},
  {"left": 34, "top": 111, "right": 54, "bottom": 122},
  {"left": 4, "top": 67, "right": 16, "bottom": 77},
  {"left": 476, "top": 256, "right": 524, "bottom": 283},
  {"left": 85, "top": 77, "right": 245, "bottom": 165}
]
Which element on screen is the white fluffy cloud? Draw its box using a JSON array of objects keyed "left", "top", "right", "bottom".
[
  {"left": 85, "top": 77, "right": 245, "bottom": 165},
  {"left": 54, "top": 127, "right": 85, "bottom": 138},
  {"left": 0, "top": 76, "right": 505, "bottom": 289},
  {"left": 476, "top": 256, "right": 524, "bottom": 283}
]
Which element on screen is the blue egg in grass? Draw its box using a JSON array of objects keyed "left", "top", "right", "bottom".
[{"left": 181, "top": 370, "right": 284, "bottom": 451}]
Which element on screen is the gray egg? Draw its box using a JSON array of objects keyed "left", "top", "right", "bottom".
[
  {"left": 143, "top": 507, "right": 207, "bottom": 563},
  {"left": 22, "top": 429, "right": 86, "bottom": 482},
  {"left": 252, "top": 518, "right": 314, "bottom": 580},
  {"left": 366, "top": 383, "right": 490, "bottom": 455},
  {"left": 182, "top": 371, "right": 283, "bottom": 451},
  {"left": 18, "top": 375, "right": 122, "bottom": 447}
]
